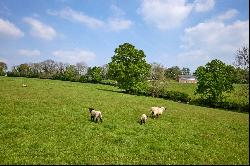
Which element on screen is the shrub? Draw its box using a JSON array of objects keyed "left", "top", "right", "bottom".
[
  {"left": 161, "top": 90, "right": 191, "bottom": 103},
  {"left": 191, "top": 98, "right": 249, "bottom": 112},
  {"left": 100, "top": 79, "right": 118, "bottom": 86}
]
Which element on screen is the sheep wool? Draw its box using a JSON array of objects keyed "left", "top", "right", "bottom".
[
  {"left": 150, "top": 106, "right": 165, "bottom": 118},
  {"left": 140, "top": 114, "right": 148, "bottom": 125},
  {"left": 89, "top": 108, "right": 103, "bottom": 123}
]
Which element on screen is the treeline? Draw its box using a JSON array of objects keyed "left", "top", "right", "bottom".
[
  {"left": 4, "top": 60, "right": 111, "bottom": 84},
  {"left": 1, "top": 61, "right": 248, "bottom": 85}
]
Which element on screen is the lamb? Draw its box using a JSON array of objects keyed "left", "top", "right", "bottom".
[
  {"left": 22, "top": 84, "right": 27, "bottom": 87},
  {"left": 140, "top": 114, "right": 148, "bottom": 125},
  {"left": 150, "top": 106, "right": 165, "bottom": 118},
  {"left": 89, "top": 107, "right": 103, "bottom": 123}
]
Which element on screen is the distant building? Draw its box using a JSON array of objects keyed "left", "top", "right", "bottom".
[{"left": 178, "top": 75, "right": 197, "bottom": 83}]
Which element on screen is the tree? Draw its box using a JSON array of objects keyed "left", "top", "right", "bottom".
[
  {"left": 234, "top": 46, "right": 249, "bottom": 70},
  {"left": 76, "top": 62, "right": 88, "bottom": 76},
  {"left": 0, "top": 62, "right": 7, "bottom": 76},
  {"left": 65, "top": 64, "right": 78, "bottom": 81},
  {"left": 233, "top": 46, "right": 249, "bottom": 84},
  {"left": 54, "top": 62, "right": 67, "bottom": 80},
  {"left": 28, "top": 62, "right": 42, "bottom": 78},
  {"left": 87, "top": 66, "right": 102, "bottom": 83},
  {"left": 149, "top": 62, "right": 167, "bottom": 97},
  {"left": 233, "top": 67, "right": 249, "bottom": 84},
  {"left": 181, "top": 67, "right": 190, "bottom": 75},
  {"left": 108, "top": 43, "right": 151, "bottom": 93},
  {"left": 195, "top": 59, "right": 235, "bottom": 103},
  {"left": 17, "top": 64, "right": 30, "bottom": 77},
  {"left": 100, "top": 64, "right": 109, "bottom": 80},
  {"left": 40, "top": 59, "right": 57, "bottom": 78},
  {"left": 150, "top": 62, "right": 165, "bottom": 80},
  {"left": 165, "top": 66, "right": 181, "bottom": 81}
]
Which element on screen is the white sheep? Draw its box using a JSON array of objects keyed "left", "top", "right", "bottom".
[
  {"left": 22, "top": 84, "right": 27, "bottom": 87},
  {"left": 140, "top": 114, "right": 148, "bottom": 125},
  {"left": 89, "top": 107, "right": 103, "bottom": 123},
  {"left": 150, "top": 106, "right": 165, "bottom": 118}
]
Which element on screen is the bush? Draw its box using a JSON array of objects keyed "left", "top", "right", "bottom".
[
  {"left": 100, "top": 79, "right": 118, "bottom": 86},
  {"left": 161, "top": 90, "right": 191, "bottom": 103},
  {"left": 191, "top": 98, "right": 249, "bottom": 112},
  {"left": 79, "top": 75, "right": 88, "bottom": 83},
  {"left": 148, "top": 80, "right": 167, "bottom": 97},
  {"left": 7, "top": 71, "right": 20, "bottom": 77}
]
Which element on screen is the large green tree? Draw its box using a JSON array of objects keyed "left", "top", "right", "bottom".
[
  {"left": 108, "top": 43, "right": 151, "bottom": 93},
  {"left": 195, "top": 59, "right": 235, "bottom": 103}
]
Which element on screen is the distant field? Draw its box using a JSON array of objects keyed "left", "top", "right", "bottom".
[
  {"left": 0, "top": 77, "right": 249, "bottom": 164},
  {"left": 165, "top": 81, "right": 249, "bottom": 105}
]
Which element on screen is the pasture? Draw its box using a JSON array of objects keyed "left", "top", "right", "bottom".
[{"left": 0, "top": 76, "right": 249, "bottom": 164}]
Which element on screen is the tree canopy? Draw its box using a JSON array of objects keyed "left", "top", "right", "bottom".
[
  {"left": 108, "top": 43, "right": 151, "bottom": 93},
  {"left": 195, "top": 59, "right": 235, "bottom": 103}
]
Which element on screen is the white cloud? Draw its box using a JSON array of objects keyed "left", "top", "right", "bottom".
[
  {"left": 193, "top": 0, "right": 215, "bottom": 12},
  {"left": 137, "top": 0, "right": 193, "bottom": 30},
  {"left": 216, "top": 9, "right": 238, "bottom": 21},
  {"left": 48, "top": 7, "right": 133, "bottom": 32},
  {"left": 23, "top": 17, "right": 57, "bottom": 40},
  {"left": 52, "top": 49, "right": 96, "bottom": 64},
  {"left": 178, "top": 10, "right": 249, "bottom": 70},
  {"left": 107, "top": 18, "right": 133, "bottom": 31},
  {"left": 110, "top": 4, "right": 125, "bottom": 17},
  {"left": 47, "top": 7, "right": 104, "bottom": 28},
  {"left": 18, "top": 49, "right": 41, "bottom": 56},
  {"left": 0, "top": 18, "right": 24, "bottom": 38}
]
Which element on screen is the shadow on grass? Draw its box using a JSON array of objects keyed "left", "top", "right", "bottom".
[
  {"left": 188, "top": 99, "right": 249, "bottom": 114},
  {"left": 96, "top": 88, "right": 123, "bottom": 94}
]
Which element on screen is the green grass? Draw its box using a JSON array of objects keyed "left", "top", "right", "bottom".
[{"left": 0, "top": 76, "right": 249, "bottom": 164}]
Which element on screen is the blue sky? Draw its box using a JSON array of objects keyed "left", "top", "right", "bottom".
[{"left": 0, "top": 0, "right": 249, "bottom": 73}]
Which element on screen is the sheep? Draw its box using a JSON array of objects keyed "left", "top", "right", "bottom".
[
  {"left": 140, "top": 114, "right": 148, "bottom": 125},
  {"left": 22, "top": 84, "right": 27, "bottom": 87},
  {"left": 89, "top": 107, "right": 103, "bottom": 123},
  {"left": 150, "top": 106, "right": 165, "bottom": 118}
]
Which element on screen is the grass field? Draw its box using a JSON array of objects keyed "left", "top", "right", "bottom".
[{"left": 0, "top": 76, "right": 249, "bottom": 164}]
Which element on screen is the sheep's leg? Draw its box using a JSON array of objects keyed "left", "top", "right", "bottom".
[
  {"left": 140, "top": 120, "right": 142, "bottom": 125},
  {"left": 91, "top": 116, "right": 94, "bottom": 121},
  {"left": 100, "top": 117, "right": 102, "bottom": 123}
]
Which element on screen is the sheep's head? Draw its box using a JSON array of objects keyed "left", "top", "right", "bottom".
[
  {"left": 161, "top": 107, "right": 166, "bottom": 111},
  {"left": 89, "top": 107, "right": 95, "bottom": 113}
]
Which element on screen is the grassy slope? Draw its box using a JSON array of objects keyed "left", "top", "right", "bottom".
[{"left": 0, "top": 77, "right": 249, "bottom": 164}]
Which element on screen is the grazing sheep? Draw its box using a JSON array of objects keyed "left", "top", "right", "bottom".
[
  {"left": 150, "top": 106, "right": 165, "bottom": 118},
  {"left": 89, "top": 107, "right": 103, "bottom": 123},
  {"left": 22, "top": 84, "right": 27, "bottom": 87},
  {"left": 140, "top": 114, "right": 148, "bottom": 125}
]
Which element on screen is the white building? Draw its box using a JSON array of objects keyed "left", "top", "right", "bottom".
[{"left": 178, "top": 75, "right": 197, "bottom": 83}]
